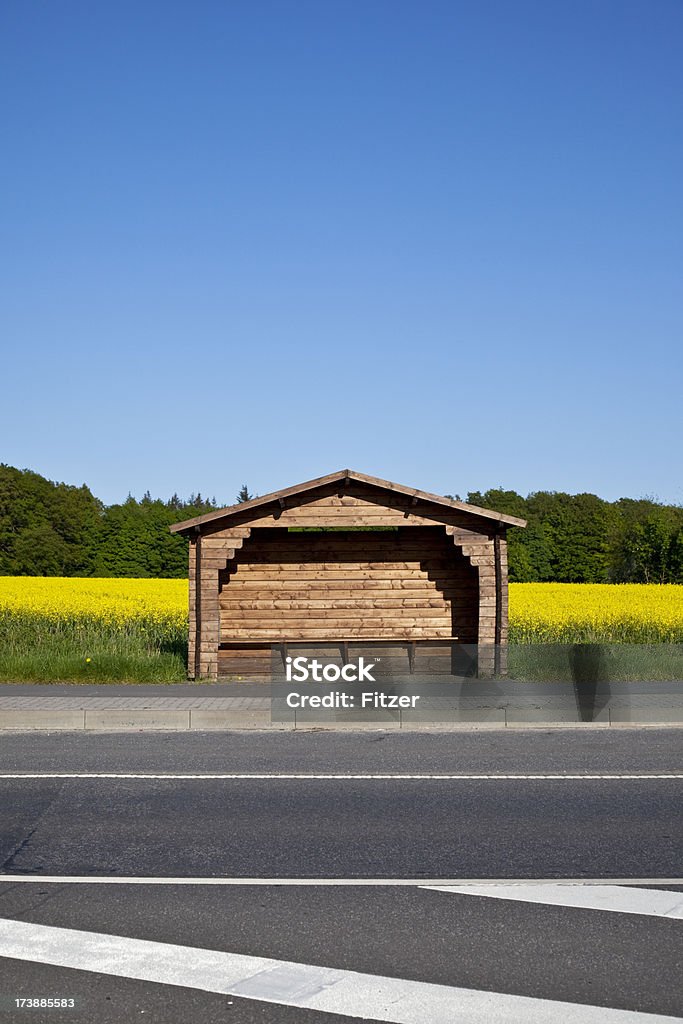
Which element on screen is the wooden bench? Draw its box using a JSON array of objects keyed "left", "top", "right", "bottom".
[{"left": 219, "top": 637, "right": 460, "bottom": 674}]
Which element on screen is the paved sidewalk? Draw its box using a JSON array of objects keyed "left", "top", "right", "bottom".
[
  {"left": 0, "top": 682, "right": 681, "bottom": 730},
  {"left": 0, "top": 695, "right": 267, "bottom": 709}
]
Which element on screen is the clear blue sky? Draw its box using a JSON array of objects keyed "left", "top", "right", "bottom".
[{"left": 2, "top": 0, "right": 681, "bottom": 507}]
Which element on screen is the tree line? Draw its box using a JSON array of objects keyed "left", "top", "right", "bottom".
[
  {"left": 1, "top": 464, "right": 682, "bottom": 582},
  {"left": 466, "top": 488, "right": 683, "bottom": 583}
]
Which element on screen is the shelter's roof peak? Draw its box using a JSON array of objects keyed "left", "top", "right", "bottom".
[{"left": 169, "top": 468, "right": 527, "bottom": 533}]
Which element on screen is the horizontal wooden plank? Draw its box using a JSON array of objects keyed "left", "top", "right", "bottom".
[
  {"left": 221, "top": 593, "right": 475, "bottom": 605},
  {"left": 221, "top": 629, "right": 456, "bottom": 637},
  {"left": 225, "top": 547, "right": 455, "bottom": 561},
  {"left": 460, "top": 537, "right": 493, "bottom": 545},
  {"left": 250, "top": 525, "right": 447, "bottom": 536},
  {"left": 222, "top": 587, "right": 464, "bottom": 598},
  {"left": 221, "top": 600, "right": 474, "bottom": 611},
  {"left": 204, "top": 540, "right": 251, "bottom": 552},
  {"left": 262, "top": 500, "right": 440, "bottom": 515},
  {"left": 229, "top": 545, "right": 459, "bottom": 556},
  {"left": 220, "top": 597, "right": 476, "bottom": 609},
  {"left": 229, "top": 569, "right": 470, "bottom": 578},
  {"left": 225, "top": 570, "right": 468, "bottom": 582},
  {"left": 220, "top": 628, "right": 454, "bottom": 639},
  {"left": 220, "top": 625, "right": 453, "bottom": 637},
  {"left": 247, "top": 520, "right": 437, "bottom": 530},
  {"left": 228, "top": 561, "right": 457, "bottom": 572},
  {"left": 220, "top": 607, "right": 453, "bottom": 619},
  {"left": 230, "top": 544, "right": 459, "bottom": 555},
  {"left": 221, "top": 610, "right": 452, "bottom": 620},
  {"left": 241, "top": 511, "right": 472, "bottom": 525},
  {"left": 223, "top": 574, "right": 472, "bottom": 584},
  {"left": 284, "top": 495, "right": 401, "bottom": 510},
  {"left": 220, "top": 613, "right": 453, "bottom": 624},
  {"left": 220, "top": 598, "right": 450, "bottom": 610},
  {"left": 221, "top": 611, "right": 451, "bottom": 624},
  {"left": 220, "top": 603, "right": 452, "bottom": 612},
  {"left": 226, "top": 561, "right": 459, "bottom": 572},
  {"left": 203, "top": 528, "right": 251, "bottom": 541},
  {"left": 245, "top": 536, "right": 451, "bottom": 545},
  {"left": 251, "top": 508, "right": 426, "bottom": 520},
  {"left": 219, "top": 637, "right": 461, "bottom": 646},
  {"left": 221, "top": 590, "right": 475, "bottom": 602}
]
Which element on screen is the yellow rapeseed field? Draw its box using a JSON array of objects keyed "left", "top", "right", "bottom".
[
  {"left": 0, "top": 578, "right": 189, "bottom": 670},
  {"left": 0, "top": 576, "right": 187, "bottom": 626},
  {"left": 509, "top": 583, "right": 683, "bottom": 643},
  {"left": 0, "top": 577, "right": 681, "bottom": 644}
]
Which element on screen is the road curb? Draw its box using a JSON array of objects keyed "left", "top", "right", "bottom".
[
  {"left": 0, "top": 708, "right": 681, "bottom": 731},
  {"left": 0, "top": 709, "right": 87, "bottom": 731}
]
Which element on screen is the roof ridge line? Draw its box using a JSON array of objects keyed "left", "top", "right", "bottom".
[{"left": 169, "top": 469, "right": 527, "bottom": 534}]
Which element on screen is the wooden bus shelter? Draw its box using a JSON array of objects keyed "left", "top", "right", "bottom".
[{"left": 170, "top": 469, "right": 526, "bottom": 681}]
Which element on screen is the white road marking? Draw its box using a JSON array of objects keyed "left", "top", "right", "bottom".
[
  {"left": 0, "top": 917, "right": 678, "bottom": 1023},
  {"left": 0, "top": 772, "right": 681, "bottom": 780},
  {"left": 1, "top": 876, "right": 683, "bottom": 886},
  {"left": 423, "top": 884, "right": 683, "bottom": 920}
]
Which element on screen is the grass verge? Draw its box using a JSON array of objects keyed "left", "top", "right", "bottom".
[{"left": 508, "top": 643, "right": 683, "bottom": 682}]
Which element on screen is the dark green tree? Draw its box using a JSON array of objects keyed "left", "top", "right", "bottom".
[{"left": 0, "top": 464, "right": 102, "bottom": 576}]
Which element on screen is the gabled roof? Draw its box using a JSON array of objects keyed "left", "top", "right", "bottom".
[{"left": 169, "top": 468, "right": 527, "bottom": 533}]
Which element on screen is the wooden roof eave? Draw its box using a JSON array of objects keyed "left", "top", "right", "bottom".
[{"left": 169, "top": 469, "right": 527, "bottom": 535}]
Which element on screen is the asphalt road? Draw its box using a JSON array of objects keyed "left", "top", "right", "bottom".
[
  {"left": 1, "top": 773, "right": 682, "bottom": 878},
  {"left": 0, "top": 731, "right": 681, "bottom": 1022},
  {"left": 0, "top": 730, "right": 681, "bottom": 878},
  {"left": 0, "top": 727, "right": 680, "bottom": 774},
  {"left": 1, "top": 881, "right": 682, "bottom": 1022}
]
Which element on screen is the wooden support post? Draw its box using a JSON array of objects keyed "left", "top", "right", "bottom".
[
  {"left": 476, "top": 539, "right": 496, "bottom": 678},
  {"left": 194, "top": 526, "right": 202, "bottom": 681},
  {"left": 494, "top": 529, "right": 502, "bottom": 677}
]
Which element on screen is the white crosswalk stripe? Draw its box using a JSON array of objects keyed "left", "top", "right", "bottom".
[
  {"left": 0, "top": 915, "right": 679, "bottom": 1024},
  {"left": 422, "top": 884, "right": 683, "bottom": 919}
]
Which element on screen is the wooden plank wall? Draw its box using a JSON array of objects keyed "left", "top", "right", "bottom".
[
  {"left": 188, "top": 527, "right": 251, "bottom": 680},
  {"left": 211, "top": 491, "right": 496, "bottom": 531},
  {"left": 217, "top": 527, "right": 478, "bottom": 644}
]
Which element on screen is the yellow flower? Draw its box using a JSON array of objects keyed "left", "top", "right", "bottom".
[{"left": 509, "top": 583, "right": 683, "bottom": 643}]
